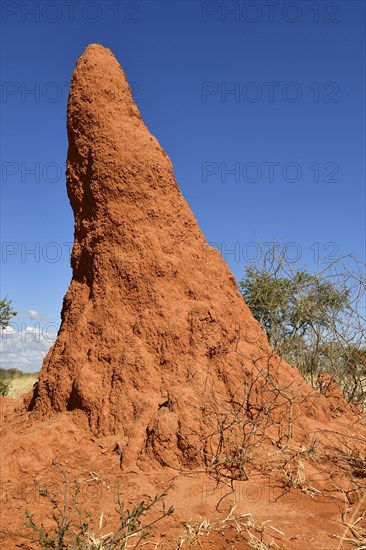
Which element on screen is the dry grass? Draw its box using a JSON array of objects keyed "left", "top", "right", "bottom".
[
  {"left": 333, "top": 493, "right": 366, "bottom": 549},
  {"left": 279, "top": 457, "right": 321, "bottom": 498},
  {"left": 176, "top": 505, "right": 283, "bottom": 549},
  {"left": 6, "top": 372, "right": 38, "bottom": 398}
]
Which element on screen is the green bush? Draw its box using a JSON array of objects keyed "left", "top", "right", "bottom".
[{"left": 239, "top": 243, "right": 366, "bottom": 408}]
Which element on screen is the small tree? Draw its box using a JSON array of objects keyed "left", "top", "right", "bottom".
[
  {"left": 239, "top": 243, "right": 366, "bottom": 408},
  {"left": 0, "top": 296, "right": 17, "bottom": 330},
  {"left": 0, "top": 296, "right": 17, "bottom": 396}
]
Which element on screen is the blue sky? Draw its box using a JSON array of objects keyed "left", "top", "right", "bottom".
[{"left": 1, "top": 0, "right": 365, "bottom": 371}]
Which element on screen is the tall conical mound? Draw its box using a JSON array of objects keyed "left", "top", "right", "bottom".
[{"left": 28, "top": 44, "right": 358, "bottom": 469}]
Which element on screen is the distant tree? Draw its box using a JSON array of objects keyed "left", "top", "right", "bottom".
[
  {"left": 0, "top": 296, "right": 17, "bottom": 396},
  {"left": 238, "top": 243, "right": 366, "bottom": 409},
  {"left": 240, "top": 265, "right": 350, "bottom": 353},
  {"left": 0, "top": 296, "right": 16, "bottom": 330}
]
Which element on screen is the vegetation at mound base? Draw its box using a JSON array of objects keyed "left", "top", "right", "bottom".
[{"left": 1, "top": 460, "right": 174, "bottom": 549}]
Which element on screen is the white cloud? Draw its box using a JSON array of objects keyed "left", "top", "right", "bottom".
[
  {"left": 2, "top": 326, "right": 16, "bottom": 335},
  {"left": 27, "top": 310, "right": 44, "bottom": 321},
  {"left": 16, "top": 310, "right": 49, "bottom": 322},
  {"left": 0, "top": 323, "right": 58, "bottom": 372},
  {"left": 15, "top": 310, "right": 52, "bottom": 322}
]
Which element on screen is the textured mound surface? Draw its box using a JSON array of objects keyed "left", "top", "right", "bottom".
[{"left": 26, "top": 44, "right": 363, "bottom": 471}]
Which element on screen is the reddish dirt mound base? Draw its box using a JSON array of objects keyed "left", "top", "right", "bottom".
[{"left": 1, "top": 391, "right": 365, "bottom": 548}]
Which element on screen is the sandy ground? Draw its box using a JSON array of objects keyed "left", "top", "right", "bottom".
[{"left": 1, "top": 396, "right": 365, "bottom": 549}]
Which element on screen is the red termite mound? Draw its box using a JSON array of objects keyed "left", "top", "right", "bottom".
[{"left": 27, "top": 44, "right": 364, "bottom": 472}]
